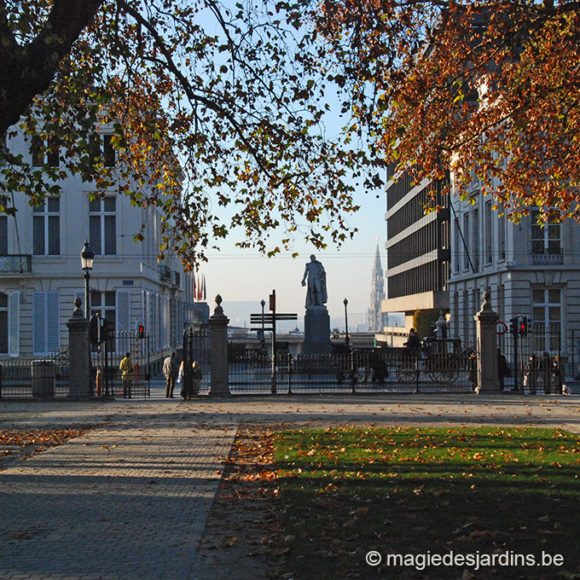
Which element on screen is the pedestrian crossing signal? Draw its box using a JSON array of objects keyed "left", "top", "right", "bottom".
[
  {"left": 519, "top": 316, "right": 529, "bottom": 337},
  {"left": 138, "top": 324, "right": 145, "bottom": 339},
  {"left": 509, "top": 317, "right": 519, "bottom": 335},
  {"left": 89, "top": 314, "right": 99, "bottom": 345}
]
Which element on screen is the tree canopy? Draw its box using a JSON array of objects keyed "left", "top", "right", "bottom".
[
  {"left": 0, "top": 1, "right": 577, "bottom": 269},
  {"left": 0, "top": 0, "right": 381, "bottom": 265},
  {"left": 318, "top": 0, "right": 579, "bottom": 222}
]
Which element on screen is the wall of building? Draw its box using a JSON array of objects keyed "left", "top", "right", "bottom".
[
  {"left": 448, "top": 183, "right": 580, "bottom": 377},
  {"left": 0, "top": 125, "right": 195, "bottom": 359}
]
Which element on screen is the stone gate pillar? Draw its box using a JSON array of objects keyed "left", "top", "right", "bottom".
[
  {"left": 474, "top": 288, "right": 499, "bottom": 393},
  {"left": 209, "top": 295, "right": 230, "bottom": 397},
  {"left": 67, "top": 298, "right": 92, "bottom": 400}
]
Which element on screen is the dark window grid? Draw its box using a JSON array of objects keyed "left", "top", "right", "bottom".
[
  {"left": 90, "top": 291, "right": 116, "bottom": 333},
  {"left": 0, "top": 310, "right": 6, "bottom": 353},
  {"left": 32, "top": 199, "right": 60, "bottom": 255},
  {"left": 387, "top": 220, "right": 439, "bottom": 269},
  {"left": 30, "top": 136, "right": 59, "bottom": 167},
  {"left": 387, "top": 261, "right": 439, "bottom": 299},
  {"left": 89, "top": 198, "right": 116, "bottom": 255},
  {"left": 531, "top": 210, "right": 561, "bottom": 255},
  {"left": 89, "top": 134, "right": 116, "bottom": 168},
  {"left": 0, "top": 216, "right": 7, "bottom": 255}
]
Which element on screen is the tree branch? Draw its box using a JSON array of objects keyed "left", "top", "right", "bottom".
[{"left": 0, "top": 0, "right": 104, "bottom": 133}]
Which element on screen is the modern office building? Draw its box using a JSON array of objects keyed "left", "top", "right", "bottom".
[
  {"left": 381, "top": 165, "right": 451, "bottom": 337},
  {"left": 0, "top": 125, "right": 195, "bottom": 360}
]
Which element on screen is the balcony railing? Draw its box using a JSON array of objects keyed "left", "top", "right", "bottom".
[
  {"left": 0, "top": 254, "right": 32, "bottom": 274},
  {"left": 532, "top": 252, "right": 563, "bottom": 266}
]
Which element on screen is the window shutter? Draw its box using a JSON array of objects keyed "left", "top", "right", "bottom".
[
  {"left": 47, "top": 292, "right": 60, "bottom": 353},
  {"left": 8, "top": 291, "right": 19, "bottom": 356},
  {"left": 116, "top": 290, "right": 130, "bottom": 332},
  {"left": 33, "top": 291, "right": 46, "bottom": 355}
]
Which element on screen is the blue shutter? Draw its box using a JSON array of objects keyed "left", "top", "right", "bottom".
[
  {"left": 33, "top": 291, "right": 45, "bottom": 354},
  {"left": 47, "top": 292, "right": 60, "bottom": 353},
  {"left": 116, "top": 290, "right": 130, "bottom": 332},
  {"left": 8, "top": 291, "right": 19, "bottom": 356}
]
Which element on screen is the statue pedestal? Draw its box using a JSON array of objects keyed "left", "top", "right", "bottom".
[{"left": 303, "top": 307, "right": 332, "bottom": 354}]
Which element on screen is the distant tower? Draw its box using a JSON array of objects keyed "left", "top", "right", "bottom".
[{"left": 368, "top": 242, "right": 385, "bottom": 331}]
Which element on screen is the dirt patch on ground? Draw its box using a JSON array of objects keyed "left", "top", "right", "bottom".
[{"left": 194, "top": 425, "right": 288, "bottom": 580}]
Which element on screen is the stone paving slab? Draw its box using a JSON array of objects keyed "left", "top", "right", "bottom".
[{"left": 0, "top": 408, "right": 236, "bottom": 580}]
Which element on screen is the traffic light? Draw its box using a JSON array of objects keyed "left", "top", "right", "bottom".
[
  {"left": 101, "top": 318, "right": 111, "bottom": 341},
  {"left": 89, "top": 314, "right": 99, "bottom": 345},
  {"left": 519, "top": 316, "right": 529, "bottom": 337},
  {"left": 509, "top": 317, "right": 519, "bottom": 335},
  {"left": 138, "top": 324, "right": 145, "bottom": 339}
]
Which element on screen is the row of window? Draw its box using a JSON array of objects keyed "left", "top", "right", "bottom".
[
  {"left": 30, "top": 134, "right": 116, "bottom": 168},
  {"left": 450, "top": 286, "right": 562, "bottom": 351},
  {"left": 453, "top": 204, "right": 560, "bottom": 274},
  {"left": 0, "top": 289, "right": 183, "bottom": 355},
  {"left": 0, "top": 197, "right": 117, "bottom": 257},
  {"left": 387, "top": 219, "right": 448, "bottom": 269},
  {"left": 387, "top": 261, "right": 445, "bottom": 299}
]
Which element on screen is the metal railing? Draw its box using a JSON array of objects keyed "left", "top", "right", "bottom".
[
  {"left": 227, "top": 346, "right": 474, "bottom": 395},
  {"left": 0, "top": 353, "right": 70, "bottom": 399},
  {"left": 0, "top": 254, "right": 32, "bottom": 274}
]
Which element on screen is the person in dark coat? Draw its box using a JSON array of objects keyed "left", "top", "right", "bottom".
[
  {"left": 552, "top": 355, "right": 565, "bottom": 395},
  {"left": 497, "top": 349, "right": 510, "bottom": 391},
  {"left": 468, "top": 350, "right": 478, "bottom": 393},
  {"left": 163, "top": 352, "right": 179, "bottom": 398}
]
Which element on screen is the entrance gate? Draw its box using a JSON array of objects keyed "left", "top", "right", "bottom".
[{"left": 90, "top": 331, "right": 151, "bottom": 399}]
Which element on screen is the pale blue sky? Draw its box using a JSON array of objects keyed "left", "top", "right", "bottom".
[
  {"left": 185, "top": 7, "right": 388, "bottom": 328},
  {"left": 199, "top": 188, "right": 387, "bottom": 329}
]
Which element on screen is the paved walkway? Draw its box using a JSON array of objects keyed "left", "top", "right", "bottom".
[{"left": 0, "top": 394, "right": 578, "bottom": 579}]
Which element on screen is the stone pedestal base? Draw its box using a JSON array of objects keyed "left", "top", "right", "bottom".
[
  {"left": 303, "top": 307, "right": 332, "bottom": 354},
  {"left": 66, "top": 302, "right": 92, "bottom": 400}
]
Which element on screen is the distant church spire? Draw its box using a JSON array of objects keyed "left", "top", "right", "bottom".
[{"left": 368, "top": 241, "right": 385, "bottom": 331}]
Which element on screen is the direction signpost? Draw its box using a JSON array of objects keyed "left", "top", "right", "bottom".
[{"left": 250, "top": 289, "right": 297, "bottom": 394}]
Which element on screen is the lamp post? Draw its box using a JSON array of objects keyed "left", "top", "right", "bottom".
[
  {"left": 343, "top": 298, "right": 350, "bottom": 349},
  {"left": 80, "top": 241, "right": 95, "bottom": 319}
]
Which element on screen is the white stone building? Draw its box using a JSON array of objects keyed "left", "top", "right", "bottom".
[
  {"left": 448, "top": 180, "right": 580, "bottom": 377},
  {"left": 0, "top": 126, "right": 195, "bottom": 361}
]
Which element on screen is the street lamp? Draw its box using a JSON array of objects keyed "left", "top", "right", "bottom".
[
  {"left": 343, "top": 298, "right": 350, "bottom": 349},
  {"left": 80, "top": 240, "right": 95, "bottom": 319}
]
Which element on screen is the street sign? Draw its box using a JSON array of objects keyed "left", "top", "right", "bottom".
[
  {"left": 497, "top": 321, "right": 508, "bottom": 335},
  {"left": 250, "top": 313, "right": 297, "bottom": 322}
]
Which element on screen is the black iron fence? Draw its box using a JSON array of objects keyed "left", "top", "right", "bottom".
[
  {"left": 228, "top": 340, "right": 475, "bottom": 395},
  {"left": 181, "top": 326, "right": 211, "bottom": 396},
  {"left": 498, "top": 324, "right": 563, "bottom": 392},
  {"left": 90, "top": 331, "right": 151, "bottom": 399},
  {"left": 0, "top": 351, "right": 70, "bottom": 400}
]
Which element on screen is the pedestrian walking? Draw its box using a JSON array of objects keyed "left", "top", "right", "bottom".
[
  {"left": 497, "top": 348, "right": 510, "bottom": 391},
  {"left": 191, "top": 360, "right": 202, "bottom": 397},
  {"left": 552, "top": 354, "right": 565, "bottom": 395},
  {"left": 523, "top": 354, "right": 537, "bottom": 395},
  {"left": 119, "top": 352, "right": 134, "bottom": 399},
  {"left": 163, "top": 352, "right": 179, "bottom": 398},
  {"left": 404, "top": 327, "right": 421, "bottom": 356},
  {"left": 468, "top": 350, "right": 478, "bottom": 393},
  {"left": 539, "top": 351, "right": 552, "bottom": 394}
]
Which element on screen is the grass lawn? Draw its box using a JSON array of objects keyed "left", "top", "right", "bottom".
[{"left": 274, "top": 426, "right": 579, "bottom": 579}]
